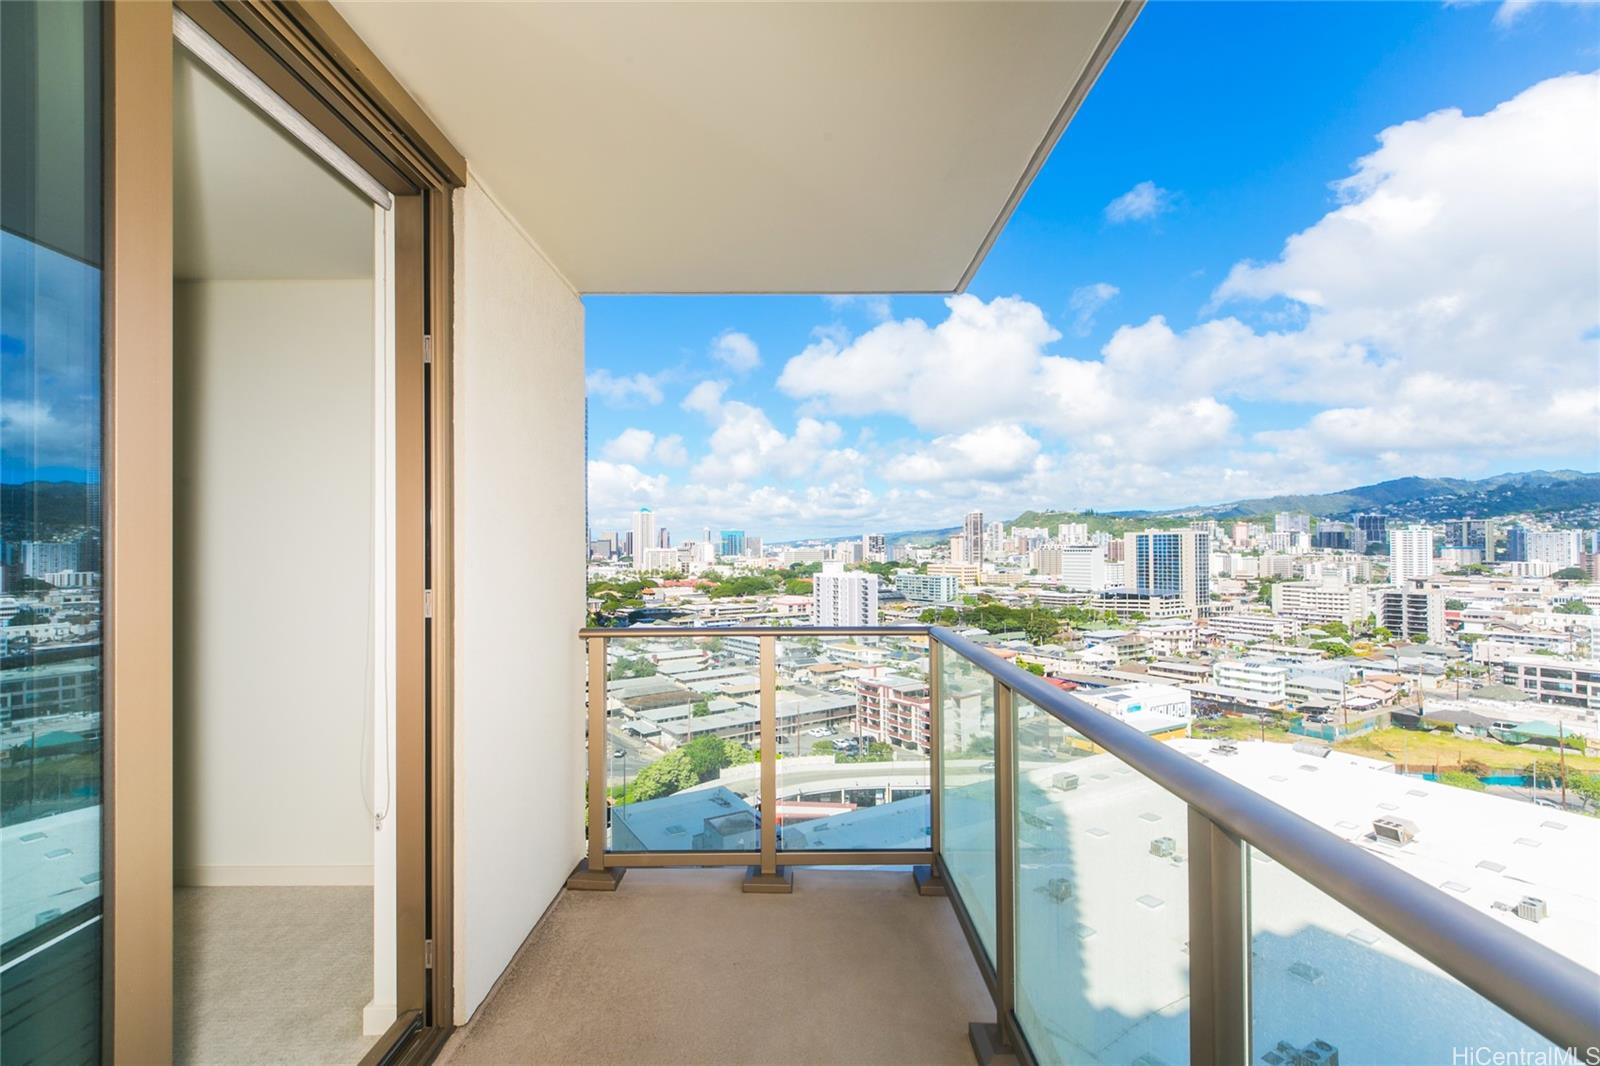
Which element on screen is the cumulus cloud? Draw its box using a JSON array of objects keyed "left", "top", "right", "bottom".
[
  {"left": 1068, "top": 282, "right": 1120, "bottom": 336},
  {"left": 1105, "top": 180, "right": 1174, "bottom": 223},
  {"left": 586, "top": 369, "right": 664, "bottom": 406},
  {"left": 823, "top": 294, "right": 893, "bottom": 322},
  {"left": 710, "top": 330, "right": 761, "bottom": 372},
  {"left": 888, "top": 424, "right": 1044, "bottom": 484}
]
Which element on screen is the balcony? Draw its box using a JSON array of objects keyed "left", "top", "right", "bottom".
[{"left": 439, "top": 625, "right": 1600, "bottom": 1064}]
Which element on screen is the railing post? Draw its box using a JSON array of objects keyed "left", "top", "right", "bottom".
[
  {"left": 1188, "top": 807, "right": 1250, "bottom": 1064},
  {"left": 971, "top": 677, "right": 1018, "bottom": 1063},
  {"left": 745, "top": 633, "right": 792, "bottom": 892},
  {"left": 568, "top": 634, "right": 623, "bottom": 890},
  {"left": 915, "top": 635, "right": 946, "bottom": 896}
]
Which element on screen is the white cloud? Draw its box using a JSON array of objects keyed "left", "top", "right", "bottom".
[
  {"left": 888, "top": 424, "right": 1044, "bottom": 484},
  {"left": 682, "top": 380, "right": 856, "bottom": 484},
  {"left": 601, "top": 427, "right": 656, "bottom": 463},
  {"left": 654, "top": 434, "right": 689, "bottom": 467},
  {"left": 710, "top": 330, "right": 761, "bottom": 372},
  {"left": 1068, "top": 282, "right": 1120, "bottom": 336},
  {"left": 1105, "top": 180, "right": 1174, "bottom": 223},
  {"left": 586, "top": 369, "right": 664, "bottom": 406},
  {"left": 823, "top": 294, "right": 893, "bottom": 322}
]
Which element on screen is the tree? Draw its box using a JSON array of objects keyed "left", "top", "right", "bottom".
[
  {"left": 608, "top": 656, "right": 657, "bottom": 680},
  {"left": 784, "top": 578, "right": 814, "bottom": 596},
  {"left": 1552, "top": 567, "right": 1589, "bottom": 581},
  {"left": 1444, "top": 599, "right": 1466, "bottom": 610},
  {"left": 1321, "top": 620, "right": 1350, "bottom": 640},
  {"left": 7, "top": 608, "right": 50, "bottom": 627},
  {"left": 1372, "top": 626, "right": 1394, "bottom": 643},
  {"left": 691, "top": 699, "right": 711, "bottom": 718},
  {"left": 1555, "top": 600, "right": 1592, "bottom": 615},
  {"left": 1410, "top": 632, "right": 1429, "bottom": 644},
  {"left": 628, "top": 753, "right": 699, "bottom": 802},
  {"left": 1018, "top": 660, "right": 1045, "bottom": 677}
]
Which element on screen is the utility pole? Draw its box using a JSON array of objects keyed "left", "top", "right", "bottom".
[{"left": 1559, "top": 721, "right": 1568, "bottom": 809}]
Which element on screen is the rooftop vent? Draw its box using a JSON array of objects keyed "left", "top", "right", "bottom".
[
  {"left": 1150, "top": 836, "right": 1176, "bottom": 859},
  {"left": 1213, "top": 742, "right": 1239, "bottom": 756},
  {"left": 1372, "top": 817, "right": 1418, "bottom": 846},
  {"left": 1515, "top": 896, "right": 1548, "bottom": 923},
  {"left": 1265, "top": 1038, "right": 1338, "bottom": 1066},
  {"left": 1292, "top": 742, "right": 1331, "bottom": 758},
  {"left": 1476, "top": 859, "right": 1506, "bottom": 873},
  {"left": 1287, "top": 962, "right": 1325, "bottom": 986},
  {"left": 1036, "top": 877, "right": 1073, "bottom": 903},
  {"left": 1053, "top": 773, "right": 1080, "bottom": 792}
]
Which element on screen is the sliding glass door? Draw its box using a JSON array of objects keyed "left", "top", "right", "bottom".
[{"left": 0, "top": 1, "right": 106, "bottom": 1060}]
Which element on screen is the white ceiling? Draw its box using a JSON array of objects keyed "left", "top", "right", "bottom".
[
  {"left": 332, "top": 1, "right": 1133, "bottom": 294},
  {"left": 173, "top": 50, "right": 374, "bottom": 282}
]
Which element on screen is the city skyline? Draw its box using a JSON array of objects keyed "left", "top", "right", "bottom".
[{"left": 584, "top": 1, "right": 1599, "bottom": 541}]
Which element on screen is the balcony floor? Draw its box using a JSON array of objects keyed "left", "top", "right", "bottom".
[{"left": 438, "top": 868, "right": 993, "bottom": 1066}]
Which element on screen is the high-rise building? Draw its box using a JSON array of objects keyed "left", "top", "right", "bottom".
[
  {"left": 719, "top": 530, "right": 745, "bottom": 558},
  {"left": 1378, "top": 586, "right": 1446, "bottom": 643},
  {"left": 949, "top": 534, "right": 969, "bottom": 564},
  {"left": 1121, "top": 528, "right": 1211, "bottom": 615},
  {"left": 812, "top": 560, "right": 878, "bottom": 627},
  {"left": 746, "top": 535, "right": 762, "bottom": 558},
  {"left": 1354, "top": 513, "right": 1388, "bottom": 551},
  {"left": 631, "top": 508, "right": 655, "bottom": 569},
  {"left": 1443, "top": 518, "right": 1495, "bottom": 556},
  {"left": 863, "top": 533, "right": 887, "bottom": 562},
  {"left": 984, "top": 520, "right": 1005, "bottom": 557},
  {"left": 1312, "top": 520, "right": 1364, "bottom": 553},
  {"left": 658, "top": 528, "right": 671, "bottom": 548},
  {"left": 962, "top": 510, "right": 984, "bottom": 569},
  {"left": 1274, "top": 512, "right": 1309, "bottom": 535},
  {"left": 1033, "top": 542, "right": 1108, "bottom": 591},
  {"left": 1389, "top": 525, "right": 1435, "bottom": 583},
  {"left": 892, "top": 572, "right": 959, "bottom": 603},
  {"left": 1507, "top": 527, "right": 1580, "bottom": 570},
  {"left": 1057, "top": 522, "right": 1089, "bottom": 545}
]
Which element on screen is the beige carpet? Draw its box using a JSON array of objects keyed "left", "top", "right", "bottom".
[
  {"left": 438, "top": 868, "right": 993, "bottom": 1066},
  {"left": 175, "top": 886, "right": 378, "bottom": 1066}
]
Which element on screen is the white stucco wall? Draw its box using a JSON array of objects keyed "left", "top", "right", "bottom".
[{"left": 452, "top": 174, "right": 587, "bottom": 1022}]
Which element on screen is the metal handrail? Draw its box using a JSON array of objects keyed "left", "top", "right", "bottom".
[
  {"left": 577, "top": 625, "right": 939, "bottom": 882},
  {"left": 928, "top": 625, "right": 1600, "bottom": 1055}
]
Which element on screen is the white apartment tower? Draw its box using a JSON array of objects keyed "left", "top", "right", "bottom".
[
  {"left": 1389, "top": 525, "right": 1435, "bottom": 584},
  {"left": 631, "top": 507, "right": 656, "bottom": 569},
  {"left": 812, "top": 560, "right": 879, "bottom": 627},
  {"left": 1057, "top": 522, "right": 1089, "bottom": 545}
]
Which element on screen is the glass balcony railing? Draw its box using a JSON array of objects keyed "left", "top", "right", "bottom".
[{"left": 574, "top": 625, "right": 1600, "bottom": 1062}]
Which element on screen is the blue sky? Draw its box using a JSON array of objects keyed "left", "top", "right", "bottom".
[
  {"left": 585, "top": 0, "right": 1600, "bottom": 541},
  {"left": 0, "top": 230, "right": 103, "bottom": 484}
]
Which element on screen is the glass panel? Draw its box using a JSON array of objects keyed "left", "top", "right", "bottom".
[
  {"left": 1013, "top": 695, "right": 1191, "bottom": 1066},
  {"left": 774, "top": 634, "right": 930, "bottom": 853},
  {"left": 1249, "top": 845, "right": 1572, "bottom": 1063},
  {"left": 600, "top": 634, "right": 761, "bottom": 853},
  {"left": 1, "top": 1, "right": 104, "bottom": 1059},
  {"left": 938, "top": 645, "right": 997, "bottom": 962}
]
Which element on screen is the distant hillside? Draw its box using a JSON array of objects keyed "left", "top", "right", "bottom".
[
  {"left": 0, "top": 481, "right": 100, "bottom": 542},
  {"left": 1014, "top": 470, "right": 1600, "bottom": 527}
]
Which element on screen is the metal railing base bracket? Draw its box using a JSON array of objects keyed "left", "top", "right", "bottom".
[
  {"left": 566, "top": 859, "right": 624, "bottom": 892},
  {"left": 912, "top": 864, "right": 947, "bottom": 897},
  {"left": 968, "top": 1022, "right": 1016, "bottom": 1066},
  {"left": 742, "top": 866, "right": 794, "bottom": 894}
]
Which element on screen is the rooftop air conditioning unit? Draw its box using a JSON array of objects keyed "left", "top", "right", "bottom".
[
  {"left": 1372, "top": 817, "right": 1418, "bottom": 845},
  {"left": 1515, "top": 896, "right": 1548, "bottom": 923},
  {"left": 1213, "top": 743, "right": 1238, "bottom": 756},
  {"left": 1292, "top": 741, "right": 1332, "bottom": 758},
  {"left": 1053, "top": 773, "right": 1080, "bottom": 792},
  {"left": 1149, "top": 836, "right": 1176, "bottom": 859},
  {"left": 1262, "top": 1039, "right": 1339, "bottom": 1066}
]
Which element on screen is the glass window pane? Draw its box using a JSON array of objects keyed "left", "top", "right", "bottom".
[
  {"left": 774, "top": 634, "right": 930, "bottom": 853},
  {"left": 599, "top": 635, "right": 760, "bottom": 853},
  {"left": 1249, "top": 845, "right": 1569, "bottom": 1063},
  {"left": 1, "top": 1, "right": 104, "bottom": 1059},
  {"left": 1013, "top": 695, "right": 1191, "bottom": 1066},
  {"left": 939, "top": 646, "right": 997, "bottom": 962}
]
